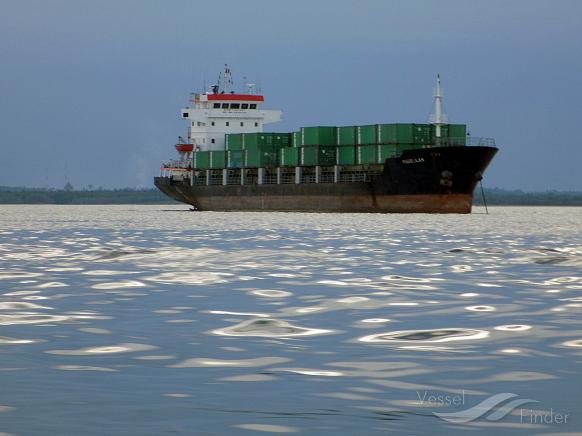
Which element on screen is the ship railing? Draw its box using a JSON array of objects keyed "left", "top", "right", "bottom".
[
  {"left": 467, "top": 136, "right": 496, "bottom": 147},
  {"left": 319, "top": 172, "right": 335, "bottom": 183},
  {"left": 209, "top": 172, "right": 223, "bottom": 185},
  {"left": 162, "top": 159, "right": 192, "bottom": 169},
  {"left": 339, "top": 171, "right": 376, "bottom": 183},
  {"left": 263, "top": 174, "right": 278, "bottom": 184},
  {"left": 436, "top": 137, "right": 496, "bottom": 147},
  {"left": 279, "top": 174, "right": 295, "bottom": 184}
]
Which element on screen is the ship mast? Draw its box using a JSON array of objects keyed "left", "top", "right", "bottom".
[
  {"left": 221, "top": 64, "right": 233, "bottom": 94},
  {"left": 431, "top": 74, "right": 447, "bottom": 145}
]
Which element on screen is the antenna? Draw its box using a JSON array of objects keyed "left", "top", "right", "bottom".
[
  {"left": 257, "top": 76, "right": 262, "bottom": 95},
  {"left": 222, "top": 64, "right": 233, "bottom": 94},
  {"left": 217, "top": 71, "right": 222, "bottom": 93}
]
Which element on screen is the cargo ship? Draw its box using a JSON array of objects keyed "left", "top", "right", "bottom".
[{"left": 154, "top": 66, "right": 497, "bottom": 213}]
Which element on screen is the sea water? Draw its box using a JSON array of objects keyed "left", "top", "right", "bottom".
[{"left": 0, "top": 205, "right": 580, "bottom": 435}]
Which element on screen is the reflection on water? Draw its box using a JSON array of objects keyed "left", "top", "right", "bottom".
[
  {"left": 359, "top": 328, "right": 490, "bottom": 344},
  {"left": 0, "top": 205, "right": 581, "bottom": 435},
  {"left": 212, "top": 318, "right": 334, "bottom": 338}
]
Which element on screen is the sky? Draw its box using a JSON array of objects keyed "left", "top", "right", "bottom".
[{"left": 1, "top": 0, "right": 581, "bottom": 190}]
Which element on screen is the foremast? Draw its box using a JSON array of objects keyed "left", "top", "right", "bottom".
[{"left": 430, "top": 74, "right": 448, "bottom": 145}]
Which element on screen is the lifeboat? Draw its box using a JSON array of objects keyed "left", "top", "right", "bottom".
[{"left": 175, "top": 143, "right": 194, "bottom": 152}]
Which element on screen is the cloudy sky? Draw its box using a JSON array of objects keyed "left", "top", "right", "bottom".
[{"left": 1, "top": 0, "right": 581, "bottom": 190}]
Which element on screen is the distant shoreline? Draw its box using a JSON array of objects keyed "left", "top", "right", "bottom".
[
  {"left": 0, "top": 187, "right": 581, "bottom": 206},
  {"left": 0, "top": 188, "right": 177, "bottom": 205}
]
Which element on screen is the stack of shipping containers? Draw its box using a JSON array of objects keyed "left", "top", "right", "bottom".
[{"left": 192, "top": 124, "right": 467, "bottom": 170}]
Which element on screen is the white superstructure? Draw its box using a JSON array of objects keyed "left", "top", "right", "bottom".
[{"left": 176, "top": 66, "right": 282, "bottom": 162}]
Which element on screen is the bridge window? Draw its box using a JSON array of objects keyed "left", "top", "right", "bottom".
[
  {"left": 230, "top": 103, "right": 240, "bottom": 109},
  {"left": 250, "top": 104, "right": 257, "bottom": 109},
  {"left": 213, "top": 103, "right": 220, "bottom": 108},
  {"left": 211, "top": 139, "right": 215, "bottom": 144},
  {"left": 211, "top": 121, "right": 215, "bottom": 126},
  {"left": 182, "top": 112, "right": 188, "bottom": 118},
  {"left": 255, "top": 122, "right": 258, "bottom": 127},
  {"left": 241, "top": 104, "right": 249, "bottom": 109},
  {"left": 221, "top": 103, "right": 229, "bottom": 109},
  {"left": 226, "top": 122, "right": 230, "bottom": 126},
  {"left": 240, "top": 122, "right": 244, "bottom": 126}
]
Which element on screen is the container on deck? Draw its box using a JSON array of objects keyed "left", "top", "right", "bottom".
[
  {"left": 301, "top": 126, "right": 337, "bottom": 146},
  {"left": 448, "top": 124, "right": 467, "bottom": 145},
  {"left": 337, "top": 126, "right": 357, "bottom": 146},
  {"left": 244, "top": 149, "right": 279, "bottom": 168},
  {"left": 412, "top": 124, "right": 433, "bottom": 145},
  {"left": 227, "top": 150, "right": 244, "bottom": 168},
  {"left": 210, "top": 151, "right": 226, "bottom": 168},
  {"left": 193, "top": 151, "right": 211, "bottom": 169},
  {"left": 377, "top": 123, "right": 414, "bottom": 144},
  {"left": 291, "top": 132, "right": 301, "bottom": 147},
  {"left": 357, "top": 145, "right": 377, "bottom": 164},
  {"left": 300, "top": 146, "right": 336, "bottom": 166},
  {"left": 280, "top": 147, "right": 300, "bottom": 166},
  {"left": 336, "top": 146, "right": 356, "bottom": 165},
  {"left": 356, "top": 125, "right": 377, "bottom": 145}
]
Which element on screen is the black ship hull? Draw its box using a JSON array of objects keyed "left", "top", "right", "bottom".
[{"left": 154, "top": 146, "right": 497, "bottom": 213}]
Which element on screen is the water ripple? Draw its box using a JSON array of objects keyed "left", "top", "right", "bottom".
[
  {"left": 169, "top": 356, "right": 290, "bottom": 368},
  {"left": 212, "top": 318, "right": 334, "bottom": 338},
  {"left": 359, "top": 328, "right": 489, "bottom": 344},
  {"left": 45, "top": 343, "right": 157, "bottom": 355}
]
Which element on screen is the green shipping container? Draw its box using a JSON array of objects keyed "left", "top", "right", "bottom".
[
  {"left": 227, "top": 150, "right": 243, "bottom": 168},
  {"left": 357, "top": 125, "right": 377, "bottom": 145},
  {"left": 412, "top": 124, "right": 432, "bottom": 144},
  {"left": 448, "top": 124, "right": 467, "bottom": 145},
  {"left": 271, "top": 133, "right": 292, "bottom": 147},
  {"left": 210, "top": 151, "right": 226, "bottom": 168},
  {"left": 377, "top": 123, "right": 415, "bottom": 144},
  {"left": 301, "top": 126, "right": 337, "bottom": 146},
  {"left": 244, "top": 149, "right": 278, "bottom": 168},
  {"left": 377, "top": 145, "right": 398, "bottom": 163},
  {"left": 242, "top": 133, "right": 272, "bottom": 149},
  {"left": 193, "top": 151, "right": 211, "bottom": 169},
  {"left": 280, "top": 147, "right": 300, "bottom": 166},
  {"left": 300, "top": 146, "right": 336, "bottom": 166},
  {"left": 291, "top": 132, "right": 301, "bottom": 147},
  {"left": 225, "top": 133, "right": 243, "bottom": 150},
  {"left": 337, "top": 126, "right": 357, "bottom": 146},
  {"left": 429, "top": 124, "right": 466, "bottom": 145},
  {"left": 357, "top": 145, "right": 377, "bottom": 164},
  {"left": 433, "top": 124, "right": 450, "bottom": 139},
  {"left": 336, "top": 146, "right": 356, "bottom": 165}
]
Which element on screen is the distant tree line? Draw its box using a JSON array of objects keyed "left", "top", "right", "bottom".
[
  {"left": 473, "top": 187, "right": 582, "bottom": 206},
  {"left": 0, "top": 187, "right": 177, "bottom": 204},
  {"left": 0, "top": 186, "right": 581, "bottom": 206}
]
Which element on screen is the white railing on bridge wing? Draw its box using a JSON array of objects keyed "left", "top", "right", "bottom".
[{"left": 162, "top": 160, "right": 191, "bottom": 169}]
